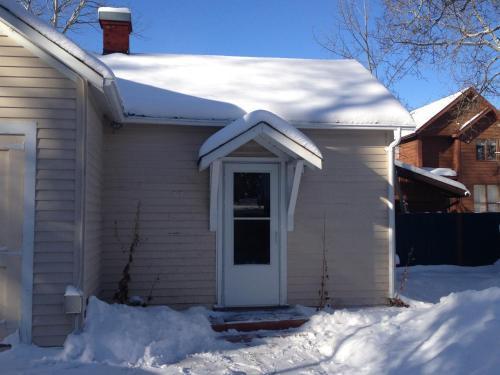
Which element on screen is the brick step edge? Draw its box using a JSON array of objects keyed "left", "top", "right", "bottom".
[{"left": 211, "top": 318, "right": 308, "bottom": 333}]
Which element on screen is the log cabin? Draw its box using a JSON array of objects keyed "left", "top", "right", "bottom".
[{"left": 397, "top": 88, "right": 499, "bottom": 213}]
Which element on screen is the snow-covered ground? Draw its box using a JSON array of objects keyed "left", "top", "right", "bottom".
[{"left": 2, "top": 262, "right": 500, "bottom": 374}]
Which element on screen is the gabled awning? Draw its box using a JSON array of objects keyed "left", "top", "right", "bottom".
[
  {"left": 199, "top": 110, "right": 323, "bottom": 232},
  {"left": 198, "top": 110, "right": 323, "bottom": 170},
  {"left": 395, "top": 160, "right": 470, "bottom": 197}
]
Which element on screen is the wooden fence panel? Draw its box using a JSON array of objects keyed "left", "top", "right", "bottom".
[{"left": 396, "top": 213, "right": 500, "bottom": 266}]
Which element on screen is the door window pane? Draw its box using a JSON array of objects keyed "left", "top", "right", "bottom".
[
  {"left": 234, "top": 172, "right": 270, "bottom": 218},
  {"left": 234, "top": 220, "right": 270, "bottom": 264}
]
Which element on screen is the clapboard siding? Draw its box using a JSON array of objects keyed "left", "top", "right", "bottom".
[
  {"left": 102, "top": 125, "right": 391, "bottom": 309},
  {"left": 0, "top": 31, "right": 77, "bottom": 346},
  {"left": 101, "top": 125, "right": 216, "bottom": 307},
  {"left": 82, "top": 95, "right": 103, "bottom": 300},
  {"left": 288, "top": 130, "right": 390, "bottom": 307}
]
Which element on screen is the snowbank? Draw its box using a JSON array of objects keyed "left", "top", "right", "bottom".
[
  {"left": 2, "top": 267, "right": 500, "bottom": 374},
  {"left": 398, "top": 263, "right": 500, "bottom": 303},
  {"left": 61, "top": 297, "right": 227, "bottom": 366},
  {"left": 304, "top": 287, "right": 500, "bottom": 374}
]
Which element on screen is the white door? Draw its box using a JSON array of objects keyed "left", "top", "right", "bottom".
[
  {"left": 223, "top": 163, "right": 280, "bottom": 306},
  {"left": 0, "top": 135, "right": 25, "bottom": 340}
]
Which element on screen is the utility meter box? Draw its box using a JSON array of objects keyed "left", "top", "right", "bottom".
[{"left": 64, "top": 285, "right": 83, "bottom": 314}]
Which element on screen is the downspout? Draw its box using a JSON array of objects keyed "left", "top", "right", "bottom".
[
  {"left": 387, "top": 127, "right": 401, "bottom": 299},
  {"left": 73, "top": 77, "right": 88, "bottom": 332}
]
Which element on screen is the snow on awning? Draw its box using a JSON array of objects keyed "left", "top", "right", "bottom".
[
  {"left": 395, "top": 160, "right": 470, "bottom": 197},
  {"left": 198, "top": 110, "right": 323, "bottom": 170}
]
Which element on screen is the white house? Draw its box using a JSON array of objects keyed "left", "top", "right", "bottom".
[{"left": 0, "top": 1, "right": 414, "bottom": 346}]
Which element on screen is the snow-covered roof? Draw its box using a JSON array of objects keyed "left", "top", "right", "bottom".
[
  {"left": 0, "top": 0, "right": 414, "bottom": 130},
  {"left": 198, "top": 110, "right": 323, "bottom": 170},
  {"left": 458, "top": 107, "right": 490, "bottom": 131},
  {"left": 0, "top": 0, "right": 112, "bottom": 80},
  {"left": 99, "top": 53, "right": 415, "bottom": 128},
  {"left": 395, "top": 160, "right": 470, "bottom": 197},
  {"left": 410, "top": 90, "right": 464, "bottom": 130}
]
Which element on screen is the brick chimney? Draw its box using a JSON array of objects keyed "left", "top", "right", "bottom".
[{"left": 98, "top": 7, "right": 132, "bottom": 55}]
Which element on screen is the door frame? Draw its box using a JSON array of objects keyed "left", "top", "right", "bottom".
[
  {"left": 0, "top": 121, "right": 36, "bottom": 343},
  {"left": 215, "top": 157, "right": 287, "bottom": 307}
]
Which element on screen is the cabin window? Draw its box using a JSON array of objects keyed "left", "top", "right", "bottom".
[
  {"left": 473, "top": 184, "right": 499, "bottom": 212},
  {"left": 475, "top": 139, "right": 498, "bottom": 161}
]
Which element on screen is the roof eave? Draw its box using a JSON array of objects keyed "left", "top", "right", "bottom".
[
  {"left": 119, "top": 115, "right": 414, "bottom": 130},
  {"left": 412, "top": 87, "right": 475, "bottom": 135},
  {"left": 0, "top": 4, "right": 107, "bottom": 91}
]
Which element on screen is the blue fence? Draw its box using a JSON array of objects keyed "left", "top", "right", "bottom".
[{"left": 396, "top": 213, "right": 500, "bottom": 266}]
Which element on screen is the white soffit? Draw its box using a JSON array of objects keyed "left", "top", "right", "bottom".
[{"left": 198, "top": 110, "right": 323, "bottom": 170}]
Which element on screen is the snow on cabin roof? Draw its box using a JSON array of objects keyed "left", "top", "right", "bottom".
[
  {"left": 0, "top": 0, "right": 113, "bottom": 79},
  {"left": 99, "top": 53, "right": 415, "bottom": 127},
  {"left": 410, "top": 90, "right": 464, "bottom": 130},
  {"left": 421, "top": 167, "right": 457, "bottom": 177}
]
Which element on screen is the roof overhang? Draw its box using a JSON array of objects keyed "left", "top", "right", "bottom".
[
  {"left": 395, "top": 160, "right": 470, "bottom": 197},
  {"left": 198, "top": 110, "right": 323, "bottom": 171},
  {"left": 0, "top": 5, "right": 105, "bottom": 88},
  {"left": 0, "top": 2, "right": 125, "bottom": 122}
]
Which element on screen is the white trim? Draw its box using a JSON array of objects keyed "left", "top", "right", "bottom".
[
  {"left": 215, "top": 157, "right": 284, "bottom": 306},
  {"left": 222, "top": 156, "right": 284, "bottom": 163},
  {"left": 199, "top": 122, "right": 322, "bottom": 171},
  {"left": 386, "top": 128, "right": 400, "bottom": 299},
  {"left": 254, "top": 136, "right": 290, "bottom": 160},
  {"left": 0, "top": 20, "right": 78, "bottom": 83},
  {"left": 220, "top": 162, "right": 283, "bottom": 306},
  {"left": 199, "top": 125, "right": 264, "bottom": 170},
  {"left": 72, "top": 78, "right": 87, "bottom": 331},
  {"left": 120, "top": 115, "right": 415, "bottom": 131},
  {"left": 215, "top": 165, "right": 224, "bottom": 306},
  {"left": 0, "top": 10, "right": 104, "bottom": 89},
  {"left": 0, "top": 121, "right": 36, "bottom": 344},
  {"left": 279, "top": 160, "right": 287, "bottom": 305},
  {"left": 209, "top": 160, "right": 221, "bottom": 231},
  {"left": 261, "top": 126, "right": 322, "bottom": 169},
  {"left": 287, "top": 160, "right": 304, "bottom": 231}
]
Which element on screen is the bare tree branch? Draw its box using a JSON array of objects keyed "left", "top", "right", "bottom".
[
  {"left": 381, "top": 0, "right": 499, "bottom": 97},
  {"left": 16, "top": 0, "right": 114, "bottom": 34}
]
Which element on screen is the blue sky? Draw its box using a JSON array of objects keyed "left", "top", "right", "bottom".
[{"left": 70, "top": 0, "right": 462, "bottom": 110}]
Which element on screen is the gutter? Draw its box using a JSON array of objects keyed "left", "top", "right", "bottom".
[
  {"left": 103, "top": 78, "right": 126, "bottom": 123},
  {"left": 115, "top": 114, "right": 416, "bottom": 131},
  {"left": 386, "top": 127, "right": 401, "bottom": 299}
]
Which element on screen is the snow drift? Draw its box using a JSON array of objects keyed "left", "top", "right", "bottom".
[
  {"left": 61, "top": 297, "right": 227, "bottom": 366},
  {"left": 2, "top": 266, "right": 500, "bottom": 374}
]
